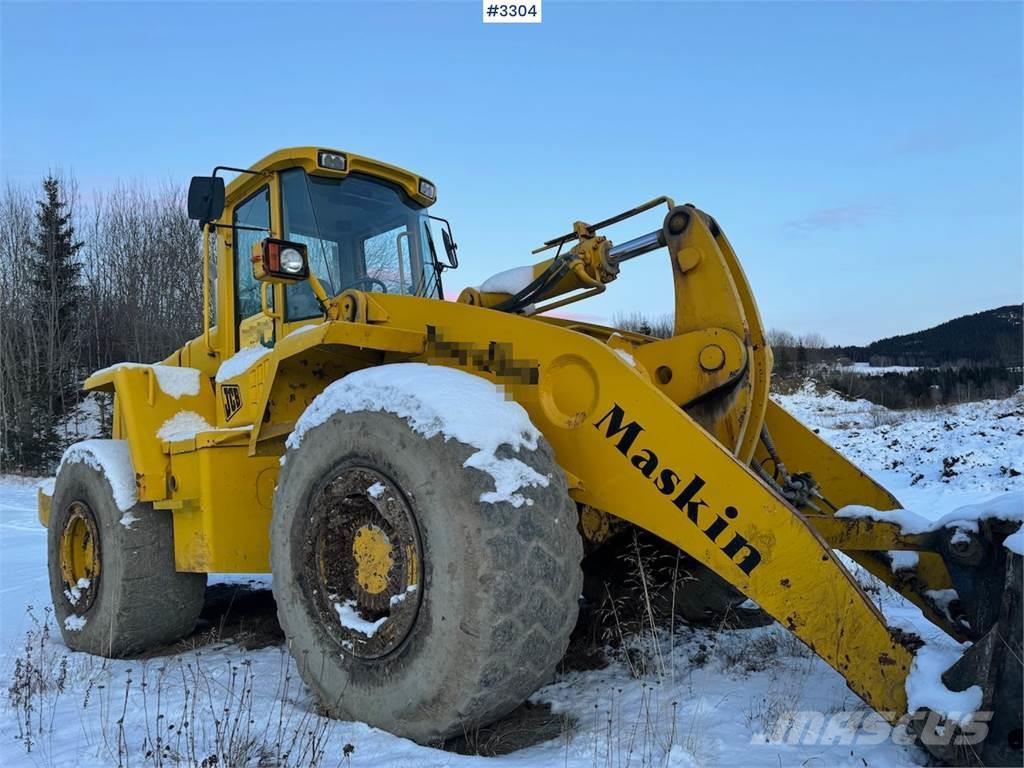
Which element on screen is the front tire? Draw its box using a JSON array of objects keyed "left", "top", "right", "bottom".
[
  {"left": 47, "top": 450, "right": 206, "bottom": 656},
  {"left": 271, "top": 408, "right": 583, "bottom": 742}
]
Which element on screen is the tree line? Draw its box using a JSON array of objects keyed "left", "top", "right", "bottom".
[
  {"left": 821, "top": 366, "right": 1020, "bottom": 409},
  {"left": 616, "top": 313, "right": 1021, "bottom": 409},
  {"left": 0, "top": 176, "right": 203, "bottom": 473},
  {"left": 613, "top": 315, "right": 835, "bottom": 374},
  {"left": 831, "top": 305, "right": 1023, "bottom": 369}
]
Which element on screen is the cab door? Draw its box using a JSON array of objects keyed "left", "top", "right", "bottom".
[{"left": 232, "top": 185, "right": 276, "bottom": 350}]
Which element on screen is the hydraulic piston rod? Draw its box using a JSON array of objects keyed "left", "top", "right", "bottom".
[{"left": 607, "top": 229, "right": 666, "bottom": 265}]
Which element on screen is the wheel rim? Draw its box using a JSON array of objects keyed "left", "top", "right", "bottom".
[
  {"left": 303, "top": 466, "right": 422, "bottom": 659},
  {"left": 59, "top": 501, "right": 101, "bottom": 612}
]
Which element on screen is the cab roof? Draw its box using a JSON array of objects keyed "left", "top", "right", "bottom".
[{"left": 223, "top": 146, "right": 435, "bottom": 209}]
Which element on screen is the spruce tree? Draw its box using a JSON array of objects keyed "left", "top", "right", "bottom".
[{"left": 24, "top": 176, "right": 84, "bottom": 468}]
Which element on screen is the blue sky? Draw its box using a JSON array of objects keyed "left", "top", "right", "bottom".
[{"left": 2, "top": 1, "right": 1021, "bottom": 344}]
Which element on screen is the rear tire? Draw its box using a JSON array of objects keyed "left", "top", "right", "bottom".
[
  {"left": 271, "top": 408, "right": 583, "bottom": 742},
  {"left": 47, "top": 453, "right": 206, "bottom": 656}
]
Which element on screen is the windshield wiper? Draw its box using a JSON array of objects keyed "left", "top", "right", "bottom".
[
  {"left": 417, "top": 224, "right": 441, "bottom": 297},
  {"left": 423, "top": 223, "right": 439, "bottom": 265}
]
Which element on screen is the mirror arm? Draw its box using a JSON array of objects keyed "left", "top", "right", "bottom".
[
  {"left": 206, "top": 222, "right": 269, "bottom": 233},
  {"left": 211, "top": 166, "right": 266, "bottom": 179},
  {"left": 190, "top": 167, "right": 268, "bottom": 228},
  {"left": 428, "top": 214, "right": 458, "bottom": 269}
]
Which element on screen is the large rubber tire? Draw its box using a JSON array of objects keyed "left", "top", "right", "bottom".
[
  {"left": 48, "top": 458, "right": 206, "bottom": 656},
  {"left": 271, "top": 409, "right": 583, "bottom": 743}
]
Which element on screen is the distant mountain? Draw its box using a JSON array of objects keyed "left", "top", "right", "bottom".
[{"left": 835, "top": 305, "right": 1023, "bottom": 367}]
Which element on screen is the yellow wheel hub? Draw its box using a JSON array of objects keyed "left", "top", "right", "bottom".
[
  {"left": 307, "top": 467, "right": 423, "bottom": 659},
  {"left": 352, "top": 524, "right": 394, "bottom": 595},
  {"left": 59, "top": 502, "right": 100, "bottom": 608}
]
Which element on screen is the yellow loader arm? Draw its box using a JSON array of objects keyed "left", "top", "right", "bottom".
[
  {"left": 392, "top": 201, "right": 915, "bottom": 716},
  {"left": 360, "top": 198, "right": 1017, "bottom": 764}
]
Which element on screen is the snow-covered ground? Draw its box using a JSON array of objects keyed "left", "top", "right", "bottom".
[
  {"left": 779, "top": 383, "right": 1023, "bottom": 498},
  {"left": 836, "top": 363, "right": 925, "bottom": 377},
  {"left": 1, "top": 386, "right": 1021, "bottom": 767}
]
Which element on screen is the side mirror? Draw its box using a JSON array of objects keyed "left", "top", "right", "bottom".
[
  {"left": 187, "top": 176, "right": 225, "bottom": 225},
  {"left": 441, "top": 228, "right": 459, "bottom": 269},
  {"left": 429, "top": 215, "right": 458, "bottom": 269},
  {"left": 251, "top": 238, "right": 309, "bottom": 284}
]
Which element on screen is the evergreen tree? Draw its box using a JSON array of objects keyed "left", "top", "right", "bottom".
[
  {"left": 31, "top": 177, "right": 83, "bottom": 331},
  {"left": 23, "top": 176, "right": 83, "bottom": 467}
]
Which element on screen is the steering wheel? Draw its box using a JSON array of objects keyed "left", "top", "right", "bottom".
[{"left": 344, "top": 277, "right": 388, "bottom": 293}]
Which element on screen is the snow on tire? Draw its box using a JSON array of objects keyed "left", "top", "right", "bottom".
[
  {"left": 47, "top": 440, "right": 206, "bottom": 656},
  {"left": 271, "top": 364, "right": 584, "bottom": 742}
]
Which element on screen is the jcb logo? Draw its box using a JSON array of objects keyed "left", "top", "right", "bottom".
[{"left": 222, "top": 384, "right": 242, "bottom": 420}]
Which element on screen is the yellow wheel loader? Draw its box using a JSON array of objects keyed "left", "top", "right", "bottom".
[{"left": 39, "top": 147, "right": 1021, "bottom": 765}]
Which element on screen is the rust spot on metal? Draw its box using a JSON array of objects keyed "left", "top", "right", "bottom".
[
  {"left": 779, "top": 578, "right": 791, "bottom": 588},
  {"left": 878, "top": 653, "right": 896, "bottom": 666}
]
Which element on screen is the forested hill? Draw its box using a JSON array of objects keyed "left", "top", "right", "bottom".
[{"left": 835, "top": 305, "right": 1023, "bottom": 367}]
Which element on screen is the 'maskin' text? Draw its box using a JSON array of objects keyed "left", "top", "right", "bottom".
[{"left": 594, "top": 404, "right": 762, "bottom": 575}]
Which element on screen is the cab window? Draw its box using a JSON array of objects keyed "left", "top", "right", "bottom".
[
  {"left": 279, "top": 168, "right": 441, "bottom": 322},
  {"left": 233, "top": 187, "right": 270, "bottom": 323},
  {"left": 363, "top": 225, "right": 415, "bottom": 295}
]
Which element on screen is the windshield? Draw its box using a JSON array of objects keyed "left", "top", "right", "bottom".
[{"left": 280, "top": 168, "right": 443, "bottom": 321}]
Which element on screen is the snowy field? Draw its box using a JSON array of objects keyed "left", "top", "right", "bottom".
[
  {"left": 836, "top": 363, "right": 924, "bottom": 377},
  {"left": 1, "top": 386, "right": 1021, "bottom": 767}
]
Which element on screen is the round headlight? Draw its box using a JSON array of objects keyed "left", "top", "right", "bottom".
[{"left": 280, "top": 248, "right": 305, "bottom": 274}]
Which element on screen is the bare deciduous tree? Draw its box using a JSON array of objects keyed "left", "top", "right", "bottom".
[{"left": 0, "top": 178, "right": 202, "bottom": 473}]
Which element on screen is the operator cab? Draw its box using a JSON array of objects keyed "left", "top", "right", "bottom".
[
  {"left": 187, "top": 147, "right": 457, "bottom": 354},
  {"left": 277, "top": 169, "right": 441, "bottom": 318}
]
